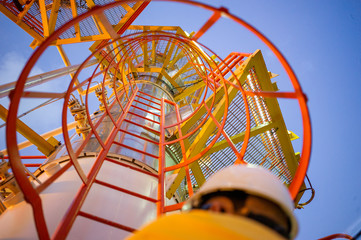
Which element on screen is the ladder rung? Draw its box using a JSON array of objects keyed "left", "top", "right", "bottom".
[
  {"left": 105, "top": 157, "right": 159, "bottom": 178},
  {"left": 163, "top": 202, "right": 184, "bottom": 213},
  {"left": 119, "top": 129, "right": 159, "bottom": 145},
  {"left": 133, "top": 99, "right": 161, "bottom": 110},
  {"left": 127, "top": 111, "right": 160, "bottom": 124},
  {"left": 137, "top": 90, "right": 161, "bottom": 101},
  {"left": 113, "top": 141, "right": 159, "bottom": 159},
  {"left": 78, "top": 211, "right": 136, "bottom": 232},
  {"left": 94, "top": 179, "right": 158, "bottom": 203},
  {"left": 135, "top": 94, "right": 161, "bottom": 105},
  {"left": 123, "top": 119, "right": 160, "bottom": 135},
  {"left": 131, "top": 104, "right": 160, "bottom": 117}
]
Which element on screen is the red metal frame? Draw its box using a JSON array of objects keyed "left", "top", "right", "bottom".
[
  {"left": 95, "top": 179, "right": 157, "bottom": 203},
  {"left": 127, "top": 111, "right": 160, "bottom": 124},
  {"left": 131, "top": 104, "right": 161, "bottom": 117},
  {"left": 53, "top": 88, "right": 139, "bottom": 239},
  {"left": 318, "top": 234, "right": 354, "bottom": 240},
  {"left": 4, "top": 1, "right": 311, "bottom": 239},
  {"left": 104, "top": 157, "right": 158, "bottom": 178},
  {"left": 133, "top": 99, "right": 161, "bottom": 110},
  {"left": 157, "top": 98, "right": 165, "bottom": 216},
  {"left": 118, "top": 129, "right": 159, "bottom": 145},
  {"left": 77, "top": 211, "right": 136, "bottom": 233},
  {"left": 123, "top": 119, "right": 160, "bottom": 135},
  {"left": 113, "top": 141, "right": 159, "bottom": 159}
]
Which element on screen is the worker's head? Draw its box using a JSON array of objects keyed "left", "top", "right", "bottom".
[{"left": 183, "top": 164, "right": 298, "bottom": 239}]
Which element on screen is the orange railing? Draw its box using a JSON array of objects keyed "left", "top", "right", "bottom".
[{"left": 5, "top": 1, "right": 311, "bottom": 239}]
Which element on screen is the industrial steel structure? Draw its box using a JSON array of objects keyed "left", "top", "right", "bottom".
[{"left": 0, "top": 1, "right": 318, "bottom": 239}]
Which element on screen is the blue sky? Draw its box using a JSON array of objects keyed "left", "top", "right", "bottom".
[{"left": 1, "top": 1, "right": 361, "bottom": 239}]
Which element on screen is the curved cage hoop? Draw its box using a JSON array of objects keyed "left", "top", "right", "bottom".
[{"left": 4, "top": 1, "right": 311, "bottom": 238}]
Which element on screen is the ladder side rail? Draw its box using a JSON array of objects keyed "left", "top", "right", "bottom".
[{"left": 52, "top": 88, "right": 138, "bottom": 239}]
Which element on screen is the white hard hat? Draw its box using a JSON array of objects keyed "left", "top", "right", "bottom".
[{"left": 183, "top": 164, "right": 298, "bottom": 239}]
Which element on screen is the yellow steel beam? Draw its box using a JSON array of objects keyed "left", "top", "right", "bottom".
[
  {"left": 0, "top": 4, "right": 43, "bottom": 42},
  {"left": 87, "top": 0, "right": 103, "bottom": 36},
  {"left": 95, "top": 12, "right": 119, "bottom": 40},
  {"left": 112, "top": 1, "right": 143, "bottom": 33},
  {"left": 152, "top": 28, "right": 188, "bottom": 88},
  {"left": 89, "top": 2, "right": 146, "bottom": 50},
  {"left": 91, "top": 14, "right": 103, "bottom": 35},
  {"left": 184, "top": 77, "right": 240, "bottom": 160},
  {"left": 173, "top": 80, "right": 205, "bottom": 102},
  {"left": 161, "top": 69, "right": 179, "bottom": 87},
  {"left": 85, "top": 0, "right": 112, "bottom": 39},
  {"left": 250, "top": 50, "right": 298, "bottom": 176},
  {"left": 168, "top": 51, "right": 184, "bottom": 70},
  {"left": 69, "top": 0, "right": 81, "bottom": 41},
  {"left": 166, "top": 80, "right": 239, "bottom": 198},
  {"left": 112, "top": 41, "right": 123, "bottom": 63},
  {"left": 0, "top": 121, "right": 77, "bottom": 155},
  {"left": 166, "top": 54, "right": 254, "bottom": 197},
  {"left": 176, "top": 27, "right": 191, "bottom": 37},
  {"left": 16, "top": 0, "right": 36, "bottom": 24},
  {"left": 167, "top": 34, "right": 198, "bottom": 69},
  {"left": 38, "top": 0, "right": 50, "bottom": 37},
  {"left": 170, "top": 62, "right": 192, "bottom": 83},
  {"left": 136, "top": 67, "right": 162, "bottom": 73},
  {"left": 48, "top": 0, "right": 61, "bottom": 35},
  {"left": 183, "top": 72, "right": 200, "bottom": 81},
  {"left": 0, "top": 105, "right": 59, "bottom": 156},
  {"left": 180, "top": 52, "right": 254, "bottom": 134},
  {"left": 142, "top": 27, "right": 149, "bottom": 71},
  {"left": 120, "top": 2, "right": 134, "bottom": 13},
  {"left": 128, "top": 25, "right": 179, "bottom": 31},
  {"left": 160, "top": 44, "right": 175, "bottom": 68},
  {"left": 204, "top": 121, "right": 277, "bottom": 156},
  {"left": 54, "top": 34, "right": 114, "bottom": 45},
  {"left": 159, "top": 29, "right": 177, "bottom": 59},
  {"left": 56, "top": 45, "right": 84, "bottom": 96},
  {"left": 151, "top": 33, "right": 157, "bottom": 65},
  {"left": 166, "top": 79, "right": 239, "bottom": 197},
  {"left": 190, "top": 82, "right": 206, "bottom": 105}
]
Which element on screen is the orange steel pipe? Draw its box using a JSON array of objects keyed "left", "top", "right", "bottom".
[
  {"left": 318, "top": 234, "right": 354, "bottom": 240},
  {"left": 163, "top": 202, "right": 184, "bottom": 213},
  {"left": 138, "top": 90, "right": 162, "bottom": 101},
  {"left": 78, "top": 211, "right": 136, "bottom": 233},
  {"left": 133, "top": 99, "right": 161, "bottom": 110},
  {"left": 192, "top": 9, "right": 221, "bottom": 41},
  {"left": 157, "top": 98, "right": 165, "bottom": 217},
  {"left": 127, "top": 111, "right": 160, "bottom": 124},
  {"left": 119, "top": 129, "right": 159, "bottom": 145},
  {"left": 113, "top": 141, "right": 159, "bottom": 159},
  {"left": 104, "top": 157, "right": 158, "bottom": 178},
  {"left": 135, "top": 94, "right": 161, "bottom": 105},
  {"left": 95, "top": 179, "right": 157, "bottom": 203},
  {"left": 131, "top": 104, "right": 161, "bottom": 117},
  {"left": 24, "top": 164, "right": 42, "bottom": 167},
  {"left": 123, "top": 119, "right": 160, "bottom": 134}
]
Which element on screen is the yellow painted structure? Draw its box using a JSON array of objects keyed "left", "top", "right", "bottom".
[
  {"left": 0, "top": 3, "right": 308, "bottom": 237},
  {"left": 0, "top": 105, "right": 59, "bottom": 156}
]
